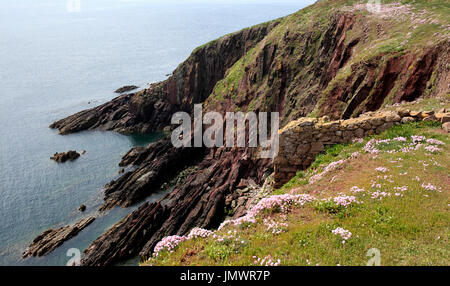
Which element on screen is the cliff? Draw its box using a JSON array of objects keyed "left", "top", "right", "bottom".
[
  {"left": 40, "top": 0, "right": 449, "bottom": 266},
  {"left": 50, "top": 20, "right": 279, "bottom": 134}
]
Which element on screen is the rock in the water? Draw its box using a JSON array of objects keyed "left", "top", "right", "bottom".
[
  {"left": 50, "top": 151, "right": 80, "bottom": 163},
  {"left": 78, "top": 205, "right": 86, "bottom": 212},
  {"left": 23, "top": 217, "right": 95, "bottom": 258},
  {"left": 115, "top": 85, "right": 139, "bottom": 94}
]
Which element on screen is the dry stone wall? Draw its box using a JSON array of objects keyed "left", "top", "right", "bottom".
[{"left": 274, "top": 108, "right": 448, "bottom": 188}]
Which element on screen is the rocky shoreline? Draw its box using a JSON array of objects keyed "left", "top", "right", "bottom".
[{"left": 25, "top": 2, "right": 450, "bottom": 266}]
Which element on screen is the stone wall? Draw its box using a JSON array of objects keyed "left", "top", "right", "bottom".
[{"left": 274, "top": 108, "right": 448, "bottom": 188}]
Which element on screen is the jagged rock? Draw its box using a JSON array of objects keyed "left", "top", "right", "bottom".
[
  {"left": 50, "top": 151, "right": 80, "bottom": 163},
  {"left": 23, "top": 217, "right": 95, "bottom": 258},
  {"left": 423, "top": 115, "right": 437, "bottom": 122},
  {"left": 115, "top": 85, "right": 139, "bottom": 94},
  {"left": 99, "top": 137, "right": 206, "bottom": 210}
]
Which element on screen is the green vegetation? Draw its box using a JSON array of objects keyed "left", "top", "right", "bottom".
[{"left": 144, "top": 121, "right": 449, "bottom": 266}]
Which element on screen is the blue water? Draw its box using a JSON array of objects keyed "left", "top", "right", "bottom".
[{"left": 0, "top": 0, "right": 313, "bottom": 265}]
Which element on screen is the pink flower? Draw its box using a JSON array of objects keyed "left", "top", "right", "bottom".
[
  {"left": 333, "top": 195, "right": 359, "bottom": 208},
  {"left": 254, "top": 255, "right": 281, "bottom": 266},
  {"left": 331, "top": 227, "right": 352, "bottom": 241},
  {"left": 375, "top": 167, "right": 389, "bottom": 173},
  {"left": 421, "top": 183, "right": 437, "bottom": 191},
  {"left": 153, "top": 235, "right": 187, "bottom": 257}
]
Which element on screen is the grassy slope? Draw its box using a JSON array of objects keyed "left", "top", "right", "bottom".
[{"left": 144, "top": 115, "right": 449, "bottom": 266}]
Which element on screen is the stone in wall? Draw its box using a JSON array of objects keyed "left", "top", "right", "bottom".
[{"left": 274, "top": 108, "right": 439, "bottom": 188}]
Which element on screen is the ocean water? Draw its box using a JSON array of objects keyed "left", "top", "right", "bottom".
[{"left": 0, "top": 0, "right": 313, "bottom": 265}]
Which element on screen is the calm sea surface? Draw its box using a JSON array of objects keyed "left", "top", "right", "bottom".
[{"left": 0, "top": 0, "right": 312, "bottom": 265}]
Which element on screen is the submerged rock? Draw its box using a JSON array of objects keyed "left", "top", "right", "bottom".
[
  {"left": 115, "top": 85, "right": 139, "bottom": 94},
  {"left": 78, "top": 205, "right": 86, "bottom": 212},
  {"left": 23, "top": 217, "right": 95, "bottom": 258},
  {"left": 50, "top": 151, "right": 80, "bottom": 163}
]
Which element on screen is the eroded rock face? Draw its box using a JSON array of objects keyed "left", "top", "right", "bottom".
[
  {"left": 81, "top": 147, "right": 271, "bottom": 266},
  {"left": 50, "top": 151, "right": 80, "bottom": 163},
  {"left": 23, "top": 217, "right": 95, "bottom": 258}
]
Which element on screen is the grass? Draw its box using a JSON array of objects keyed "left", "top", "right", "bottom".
[{"left": 143, "top": 121, "right": 449, "bottom": 266}]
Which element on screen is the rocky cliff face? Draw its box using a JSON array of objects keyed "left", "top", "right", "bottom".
[{"left": 43, "top": 0, "right": 449, "bottom": 266}]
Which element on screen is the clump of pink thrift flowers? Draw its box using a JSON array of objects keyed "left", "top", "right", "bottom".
[
  {"left": 375, "top": 167, "right": 389, "bottom": 173},
  {"left": 331, "top": 227, "right": 352, "bottom": 244},
  {"left": 153, "top": 235, "right": 188, "bottom": 257},
  {"left": 426, "top": 139, "right": 445, "bottom": 146},
  {"left": 264, "top": 219, "right": 289, "bottom": 235},
  {"left": 424, "top": 145, "right": 442, "bottom": 153},
  {"left": 253, "top": 255, "right": 281, "bottom": 266},
  {"left": 421, "top": 183, "right": 437, "bottom": 191},
  {"left": 188, "top": 227, "right": 214, "bottom": 239},
  {"left": 350, "top": 186, "right": 365, "bottom": 194},
  {"left": 333, "top": 195, "right": 359, "bottom": 208},
  {"left": 219, "top": 193, "right": 315, "bottom": 230}
]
